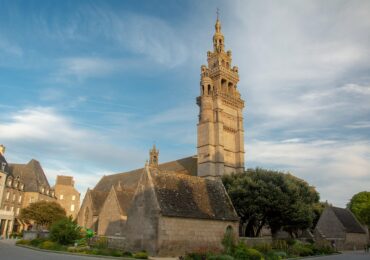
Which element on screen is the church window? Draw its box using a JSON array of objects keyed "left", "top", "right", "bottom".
[
  {"left": 84, "top": 207, "right": 90, "bottom": 227},
  {"left": 208, "top": 85, "right": 211, "bottom": 95},
  {"left": 202, "top": 85, "right": 205, "bottom": 95}
]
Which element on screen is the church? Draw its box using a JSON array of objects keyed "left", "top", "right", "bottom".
[{"left": 77, "top": 16, "right": 245, "bottom": 256}]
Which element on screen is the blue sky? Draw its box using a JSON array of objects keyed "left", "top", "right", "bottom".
[{"left": 0, "top": 0, "right": 369, "bottom": 207}]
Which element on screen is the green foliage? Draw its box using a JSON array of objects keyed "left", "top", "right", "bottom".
[
  {"left": 271, "top": 240, "right": 288, "bottom": 252},
  {"left": 185, "top": 252, "right": 208, "bottom": 260},
  {"left": 30, "top": 238, "right": 47, "bottom": 247},
  {"left": 311, "top": 244, "right": 336, "bottom": 255},
  {"left": 123, "top": 251, "right": 134, "bottom": 257},
  {"left": 208, "top": 255, "right": 235, "bottom": 260},
  {"left": 233, "top": 242, "right": 264, "bottom": 260},
  {"left": 16, "top": 239, "right": 31, "bottom": 245},
  {"left": 264, "top": 251, "right": 287, "bottom": 260},
  {"left": 348, "top": 191, "right": 370, "bottom": 226},
  {"left": 133, "top": 251, "right": 148, "bottom": 259},
  {"left": 39, "top": 241, "right": 66, "bottom": 251},
  {"left": 20, "top": 201, "right": 66, "bottom": 228},
  {"left": 222, "top": 168, "right": 319, "bottom": 237},
  {"left": 287, "top": 241, "right": 313, "bottom": 257},
  {"left": 50, "top": 217, "right": 82, "bottom": 245},
  {"left": 253, "top": 243, "right": 272, "bottom": 253},
  {"left": 222, "top": 227, "right": 236, "bottom": 255}
]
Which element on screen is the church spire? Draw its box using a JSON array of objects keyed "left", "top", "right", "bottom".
[
  {"left": 213, "top": 9, "right": 224, "bottom": 53},
  {"left": 149, "top": 144, "right": 159, "bottom": 168}
]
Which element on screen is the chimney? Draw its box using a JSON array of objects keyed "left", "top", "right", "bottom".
[{"left": 0, "top": 145, "right": 5, "bottom": 155}]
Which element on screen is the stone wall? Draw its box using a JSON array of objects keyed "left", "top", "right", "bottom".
[
  {"left": 157, "top": 216, "right": 239, "bottom": 257},
  {"left": 98, "top": 189, "right": 126, "bottom": 236},
  {"left": 240, "top": 237, "right": 273, "bottom": 247},
  {"left": 344, "top": 233, "right": 368, "bottom": 250},
  {"left": 55, "top": 181, "right": 80, "bottom": 219}
]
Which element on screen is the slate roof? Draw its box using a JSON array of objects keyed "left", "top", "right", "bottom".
[
  {"left": 94, "top": 156, "right": 197, "bottom": 192},
  {"left": 9, "top": 159, "right": 51, "bottom": 192},
  {"left": 90, "top": 190, "right": 109, "bottom": 215},
  {"left": 331, "top": 207, "right": 366, "bottom": 234},
  {"left": 153, "top": 171, "right": 239, "bottom": 221}
]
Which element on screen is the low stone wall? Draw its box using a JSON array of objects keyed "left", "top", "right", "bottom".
[
  {"left": 89, "top": 236, "right": 127, "bottom": 250},
  {"left": 23, "top": 231, "right": 49, "bottom": 240},
  {"left": 240, "top": 237, "right": 273, "bottom": 247}
]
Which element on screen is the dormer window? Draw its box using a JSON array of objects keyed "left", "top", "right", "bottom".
[{"left": 7, "top": 179, "right": 12, "bottom": 186}]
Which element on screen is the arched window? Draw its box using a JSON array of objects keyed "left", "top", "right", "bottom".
[
  {"left": 84, "top": 207, "right": 90, "bottom": 227},
  {"left": 202, "top": 85, "right": 205, "bottom": 95},
  {"left": 208, "top": 85, "right": 211, "bottom": 95}
]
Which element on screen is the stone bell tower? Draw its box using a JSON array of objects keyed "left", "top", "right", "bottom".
[
  {"left": 197, "top": 16, "right": 245, "bottom": 177},
  {"left": 149, "top": 144, "right": 159, "bottom": 168}
]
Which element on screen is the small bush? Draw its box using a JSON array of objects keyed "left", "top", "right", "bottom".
[
  {"left": 311, "top": 244, "right": 336, "bottom": 255},
  {"left": 123, "top": 251, "right": 133, "bottom": 257},
  {"left": 208, "top": 254, "right": 234, "bottom": 260},
  {"left": 264, "top": 251, "right": 287, "bottom": 260},
  {"left": 67, "top": 246, "right": 90, "bottom": 253},
  {"left": 233, "top": 243, "right": 263, "bottom": 260},
  {"left": 253, "top": 243, "right": 272, "bottom": 253},
  {"left": 39, "top": 240, "right": 65, "bottom": 251},
  {"left": 16, "top": 239, "right": 31, "bottom": 245},
  {"left": 272, "top": 240, "right": 288, "bottom": 251},
  {"left": 134, "top": 251, "right": 148, "bottom": 259},
  {"left": 30, "top": 238, "right": 47, "bottom": 247},
  {"left": 288, "top": 242, "right": 313, "bottom": 257},
  {"left": 50, "top": 217, "right": 82, "bottom": 245},
  {"left": 222, "top": 227, "right": 236, "bottom": 255}
]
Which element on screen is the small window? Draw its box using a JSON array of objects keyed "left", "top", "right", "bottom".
[
  {"left": 18, "top": 195, "right": 22, "bottom": 203},
  {"left": 71, "top": 204, "right": 75, "bottom": 212},
  {"left": 60, "top": 195, "right": 64, "bottom": 200},
  {"left": 72, "top": 195, "right": 76, "bottom": 201},
  {"left": 12, "top": 194, "right": 16, "bottom": 201},
  {"left": 10, "top": 206, "right": 14, "bottom": 212},
  {"left": 16, "top": 208, "right": 20, "bottom": 215},
  {"left": 6, "top": 191, "right": 10, "bottom": 200}
]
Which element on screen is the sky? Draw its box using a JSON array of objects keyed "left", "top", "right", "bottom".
[{"left": 0, "top": 0, "right": 369, "bottom": 207}]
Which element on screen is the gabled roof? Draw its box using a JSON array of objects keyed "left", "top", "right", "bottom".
[
  {"left": 9, "top": 159, "right": 50, "bottom": 192},
  {"left": 94, "top": 156, "right": 197, "bottom": 192},
  {"left": 331, "top": 207, "right": 366, "bottom": 234},
  {"left": 152, "top": 171, "right": 239, "bottom": 221},
  {"left": 89, "top": 189, "right": 109, "bottom": 215}
]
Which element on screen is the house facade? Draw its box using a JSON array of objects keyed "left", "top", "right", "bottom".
[{"left": 314, "top": 206, "right": 369, "bottom": 250}]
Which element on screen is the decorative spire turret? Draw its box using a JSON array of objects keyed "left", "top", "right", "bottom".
[
  {"left": 213, "top": 10, "right": 225, "bottom": 53},
  {"left": 149, "top": 144, "right": 159, "bottom": 168}
]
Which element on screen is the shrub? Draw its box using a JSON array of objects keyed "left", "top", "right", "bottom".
[
  {"left": 50, "top": 217, "right": 82, "bottom": 245},
  {"left": 30, "top": 238, "right": 47, "bottom": 247},
  {"left": 67, "top": 246, "right": 90, "bottom": 253},
  {"left": 264, "top": 251, "right": 287, "bottom": 260},
  {"left": 123, "top": 251, "right": 134, "bottom": 257},
  {"left": 16, "top": 239, "right": 31, "bottom": 245},
  {"left": 288, "top": 242, "right": 313, "bottom": 257},
  {"left": 233, "top": 243, "right": 264, "bottom": 260},
  {"left": 272, "top": 240, "right": 288, "bottom": 252},
  {"left": 222, "top": 227, "right": 236, "bottom": 255},
  {"left": 253, "top": 243, "right": 272, "bottom": 253},
  {"left": 134, "top": 251, "right": 148, "bottom": 259},
  {"left": 311, "top": 245, "right": 336, "bottom": 255},
  {"left": 208, "top": 255, "right": 234, "bottom": 260},
  {"left": 39, "top": 240, "right": 65, "bottom": 251}
]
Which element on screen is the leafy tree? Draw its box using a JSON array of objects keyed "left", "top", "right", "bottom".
[
  {"left": 348, "top": 191, "right": 370, "bottom": 226},
  {"left": 222, "top": 168, "right": 319, "bottom": 237},
  {"left": 50, "top": 217, "right": 82, "bottom": 245},
  {"left": 20, "top": 201, "right": 66, "bottom": 229}
]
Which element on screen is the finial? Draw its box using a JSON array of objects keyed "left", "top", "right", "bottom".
[{"left": 216, "top": 8, "right": 220, "bottom": 21}]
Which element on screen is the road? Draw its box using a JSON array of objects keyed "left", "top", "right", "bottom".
[
  {"left": 0, "top": 240, "right": 110, "bottom": 260},
  {"left": 303, "top": 251, "right": 369, "bottom": 260}
]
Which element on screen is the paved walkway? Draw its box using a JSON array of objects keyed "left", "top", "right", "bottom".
[{"left": 0, "top": 239, "right": 110, "bottom": 260}]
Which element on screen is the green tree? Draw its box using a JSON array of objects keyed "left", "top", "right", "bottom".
[
  {"left": 222, "top": 168, "right": 319, "bottom": 237},
  {"left": 20, "top": 201, "right": 66, "bottom": 229},
  {"left": 50, "top": 217, "right": 82, "bottom": 245},
  {"left": 348, "top": 191, "right": 370, "bottom": 226}
]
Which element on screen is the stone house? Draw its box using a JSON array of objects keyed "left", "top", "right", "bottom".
[
  {"left": 0, "top": 145, "right": 56, "bottom": 235},
  {"left": 54, "top": 175, "right": 80, "bottom": 219},
  {"left": 314, "top": 206, "right": 368, "bottom": 250},
  {"left": 124, "top": 164, "right": 239, "bottom": 256}
]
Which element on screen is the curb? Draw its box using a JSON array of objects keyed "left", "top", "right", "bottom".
[
  {"left": 286, "top": 252, "right": 341, "bottom": 260},
  {"left": 16, "top": 244, "right": 141, "bottom": 260}
]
